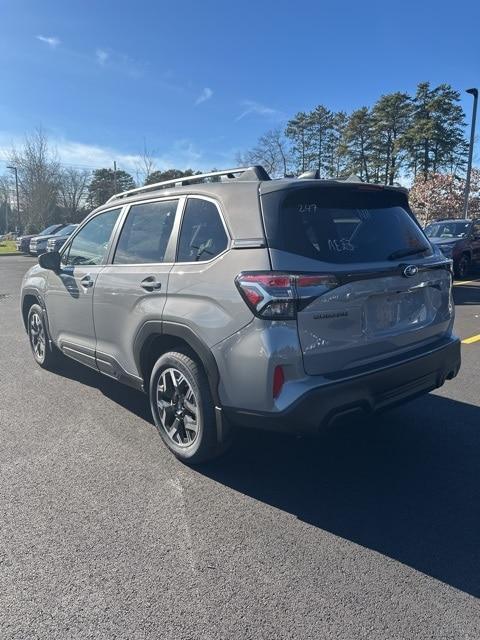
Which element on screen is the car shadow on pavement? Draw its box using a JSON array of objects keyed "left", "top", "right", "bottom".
[
  {"left": 50, "top": 357, "right": 480, "bottom": 597},
  {"left": 51, "top": 357, "right": 152, "bottom": 423},
  {"left": 201, "top": 393, "right": 480, "bottom": 598}
]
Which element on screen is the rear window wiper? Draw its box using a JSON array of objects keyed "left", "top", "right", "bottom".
[{"left": 388, "top": 247, "right": 430, "bottom": 260}]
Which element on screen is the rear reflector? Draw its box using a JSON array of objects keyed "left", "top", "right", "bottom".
[{"left": 273, "top": 365, "right": 285, "bottom": 399}]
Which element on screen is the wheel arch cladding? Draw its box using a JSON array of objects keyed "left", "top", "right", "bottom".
[
  {"left": 22, "top": 293, "right": 41, "bottom": 330},
  {"left": 135, "top": 321, "right": 221, "bottom": 406}
]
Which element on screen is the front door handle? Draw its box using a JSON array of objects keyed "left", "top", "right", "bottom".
[
  {"left": 80, "top": 274, "right": 94, "bottom": 288},
  {"left": 140, "top": 276, "right": 162, "bottom": 292}
]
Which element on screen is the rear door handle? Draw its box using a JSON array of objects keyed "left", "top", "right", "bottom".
[
  {"left": 140, "top": 276, "right": 162, "bottom": 292},
  {"left": 80, "top": 274, "right": 94, "bottom": 288}
]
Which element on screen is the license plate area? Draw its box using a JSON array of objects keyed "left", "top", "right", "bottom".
[{"left": 366, "top": 290, "right": 429, "bottom": 335}]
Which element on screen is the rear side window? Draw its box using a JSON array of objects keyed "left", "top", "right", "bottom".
[
  {"left": 114, "top": 200, "right": 177, "bottom": 264},
  {"left": 177, "top": 198, "right": 228, "bottom": 262},
  {"left": 262, "top": 187, "right": 431, "bottom": 264}
]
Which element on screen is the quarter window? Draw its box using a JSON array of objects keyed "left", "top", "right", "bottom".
[
  {"left": 63, "top": 208, "right": 121, "bottom": 266},
  {"left": 114, "top": 200, "right": 177, "bottom": 264},
  {"left": 177, "top": 198, "right": 228, "bottom": 262}
]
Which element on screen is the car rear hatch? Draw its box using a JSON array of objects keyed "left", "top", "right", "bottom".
[{"left": 260, "top": 182, "right": 454, "bottom": 376}]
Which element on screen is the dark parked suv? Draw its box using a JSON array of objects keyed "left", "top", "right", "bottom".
[
  {"left": 46, "top": 224, "right": 79, "bottom": 253},
  {"left": 21, "top": 167, "right": 461, "bottom": 463},
  {"left": 16, "top": 224, "right": 66, "bottom": 254},
  {"left": 425, "top": 218, "right": 480, "bottom": 279}
]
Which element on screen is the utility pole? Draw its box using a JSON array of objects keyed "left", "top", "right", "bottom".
[
  {"left": 6, "top": 165, "right": 20, "bottom": 233},
  {"left": 113, "top": 160, "right": 118, "bottom": 194},
  {"left": 464, "top": 88, "right": 478, "bottom": 218}
]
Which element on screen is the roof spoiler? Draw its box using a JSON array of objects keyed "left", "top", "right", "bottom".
[{"left": 297, "top": 170, "right": 365, "bottom": 183}]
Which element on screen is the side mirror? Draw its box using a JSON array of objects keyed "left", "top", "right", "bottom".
[{"left": 38, "top": 251, "right": 61, "bottom": 272}]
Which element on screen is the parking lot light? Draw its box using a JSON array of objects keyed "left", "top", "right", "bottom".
[
  {"left": 6, "top": 165, "right": 20, "bottom": 233},
  {"left": 464, "top": 88, "right": 478, "bottom": 219}
]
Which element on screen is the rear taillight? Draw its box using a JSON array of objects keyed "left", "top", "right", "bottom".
[{"left": 235, "top": 271, "right": 338, "bottom": 320}]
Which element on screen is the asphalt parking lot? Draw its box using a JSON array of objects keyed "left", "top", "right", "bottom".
[{"left": 1, "top": 255, "right": 480, "bottom": 639}]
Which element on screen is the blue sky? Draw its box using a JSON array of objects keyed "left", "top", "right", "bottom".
[{"left": 0, "top": 0, "right": 479, "bottom": 176}]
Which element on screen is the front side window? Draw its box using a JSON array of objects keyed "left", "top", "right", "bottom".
[
  {"left": 177, "top": 198, "right": 228, "bottom": 262},
  {"left": 113, "top": 200, "right": 177, "bottom": 264},
  {"left": 63, "top": 208, "right": 121, "bottom": 266}
]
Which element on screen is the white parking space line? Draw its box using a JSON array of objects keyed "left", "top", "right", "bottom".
[{"left": 453, "top": 279, "right": 480, "bottom": 286}]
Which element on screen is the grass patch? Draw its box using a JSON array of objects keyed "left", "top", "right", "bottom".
[{"left": 0, "top": 240, "right": 17, "bottom": 254}]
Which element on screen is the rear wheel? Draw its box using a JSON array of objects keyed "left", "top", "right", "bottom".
[
  {"left": 454, "top": 254, "right": 470, "bottom": 280},
  {"left": 149, "top": 350, "right": 230, "bottom": 464},
  {"left": 27, "top": 304, "right": 61, "bottom": 369}
]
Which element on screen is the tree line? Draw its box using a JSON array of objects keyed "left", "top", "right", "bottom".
[
  {"left": 0, "top": 82, "right": 476, "bottom": 233},
  {"left": 238, "top": 82, "right": 468, "bottom": 185}
]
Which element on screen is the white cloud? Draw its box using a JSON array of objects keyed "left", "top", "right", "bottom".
[
  {"left": 235, "top": 100, "right": 283, "bottom": 122},
  {"left": 0, "top": 130, "right": 240, "bottom": 178},
  {"left": 95, "top": 49, "right": 109, "bottom": 66},
  {"left": 93, "top": 48, "right": 144, "bottom": 77},
  {"left": 0, "top": 134, "right": 205, "bottom": 175},
  {"left": 195, "top": 87, "right": 213, "bottom": 105},
  {"left": 36, "top": 35, "right": 60, "bottom": 48}
]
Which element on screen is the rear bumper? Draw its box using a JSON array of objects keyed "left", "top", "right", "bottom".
[{"left": 224, "top": 336, "right": 461, "bottom": 434}]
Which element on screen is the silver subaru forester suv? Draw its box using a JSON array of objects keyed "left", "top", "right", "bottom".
[{"left": 21, "top": 166, "right": 461, "bottom": 463}]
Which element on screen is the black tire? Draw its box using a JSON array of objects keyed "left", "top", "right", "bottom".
[
  {"left": 27, "top": 303, "right": 62, "bottom": 369},
  {"left": 149, "top": 350, "right": 231, "bottom": 464},
  {"left": 454, "top": 253, "right": 470, "bottom": 280}
]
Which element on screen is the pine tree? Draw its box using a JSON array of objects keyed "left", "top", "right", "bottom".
[
  {"left": 285, "top": 112, "right": 315, "bottom": 173},
  {"left": 403, "top": 82, "right": 467, "bottom": 180},
  {"left": 325, "top": 112, "right": 349, "bottom": 178},
  {"left": 87, "top": 168, "right": 135, "bottom": 208},
  {"left": 309, "top": 105, "right": 334, "bottom": 177},
  {"left": 371, "top": 92, "right": 412, "bottom": 184},
  {"left": 344, "top": 107, "right": 373, "bottom": 181}
]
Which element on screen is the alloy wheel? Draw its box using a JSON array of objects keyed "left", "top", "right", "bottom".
[
  {"left": 156, "top": 367, "right": 199, "bottom": 447},
  {"left": 29, "top": 312, "right": 45, "bottom": 361}
]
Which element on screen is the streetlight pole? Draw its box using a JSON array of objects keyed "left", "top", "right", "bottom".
[
  {"left": 6, "top": 165, "right": 20, "bottom": 233},
  {"left": 463, "top": 88, "right": 478, "bottom": 219}
]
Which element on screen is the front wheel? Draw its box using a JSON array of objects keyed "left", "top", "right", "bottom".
[
  {"left": 149, "top": 350, "right": 230, "bottom": 464},
  {"left": 454, "top": 254, "right": 470, "bottom": 280},
  {"left": 27, "top": 304, "right": 61, "bottom": 369}
]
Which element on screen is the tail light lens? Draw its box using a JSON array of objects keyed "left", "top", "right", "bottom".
[{"left": 235, "top": 271, "right": 338, "bottom": 320}]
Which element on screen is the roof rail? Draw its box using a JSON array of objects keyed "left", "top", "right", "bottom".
[{"left": 106, "top": 165, "right": 270, "bottom": 203}]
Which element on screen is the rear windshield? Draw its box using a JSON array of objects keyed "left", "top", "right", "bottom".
[
  {"left": 40, "top": 224, "right": 62, "bottom": 236},
  {"left": 425, "top": 221, "right": 470, "bottom": 239},
  {"left": 55, "top": 224, "right": 77, "bottom": 236},
  {"left": 262, "top": 187, "right": 431, "bottom": 264}
]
